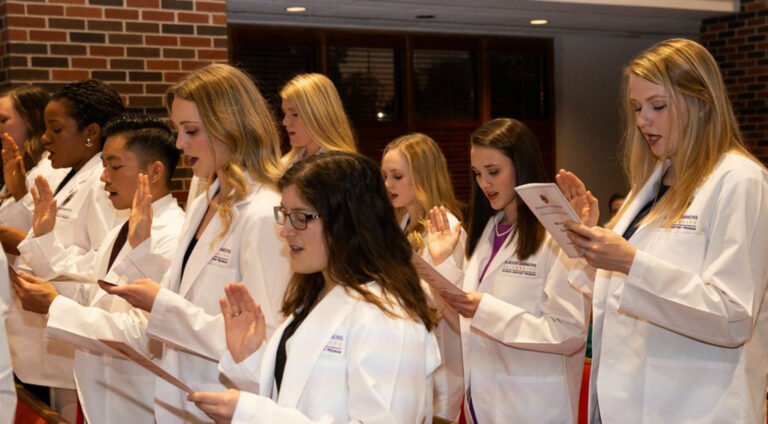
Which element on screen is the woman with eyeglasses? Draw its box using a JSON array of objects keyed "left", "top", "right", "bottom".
[
  {"left": 188, "top": 152, "right": 440, "bottom": 424},
  {"left": 107, "top": 63, "right": 291, "bottom": 423}
]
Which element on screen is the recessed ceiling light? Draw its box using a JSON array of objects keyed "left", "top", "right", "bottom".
[
  {"left": 286, "top": 6, "right": 307, "bottom": 13},
  {"left": 415, "top": 15, "right": 435, "bottom": 19},
  {"left": 530, "top": 19, "right": 548, "bottom": 25}
]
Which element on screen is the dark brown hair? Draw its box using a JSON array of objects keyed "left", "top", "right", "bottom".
[
  {"left": 278, "top": 152, "right": 437, "bottom": 330},
  {"left": 466, "top": 118, "right": 547, "bottom": 260}
]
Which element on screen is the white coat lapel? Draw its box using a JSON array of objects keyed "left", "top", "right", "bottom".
[
  {"left": 612, "top": 161, "right": 666, "bottom": 239},
  {"left": 277, "top": 285, "right": 354, "bottom": 408},
  {"left": 475, "top": 214, "right": 513, "bottom": 287}
]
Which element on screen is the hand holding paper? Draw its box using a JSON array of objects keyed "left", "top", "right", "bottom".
[{"left": 515, "top": 182, "right": 584, "bottom": 258}]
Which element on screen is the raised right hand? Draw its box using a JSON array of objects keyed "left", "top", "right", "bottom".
[
  {"left": 220, "top": 283, "right": 266, "bottom": 363},
  {"left": 128, "top": 173, "right": 153, "bottom": 248},
  {"left": 426, "top": 206, "right": 462, "bottom": 266},
  {"left": 1, "top": 132, "right": 28, "bottom": 201},
  {"left": 30, "top": 175, "right": 57, "bottom": 237}
]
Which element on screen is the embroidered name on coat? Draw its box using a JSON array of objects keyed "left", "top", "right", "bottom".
[
  {"left": 501, "top": 260, "right": 537, "bottom": 277},
  {"left": 670, "top": 214, "right": 698, "bottom": 231},
  {"left": 324, "top": 334, "right": 344, "bottom": 354},
  {"left": 212, "top": 247, "right": 231, "bottom": 265}
]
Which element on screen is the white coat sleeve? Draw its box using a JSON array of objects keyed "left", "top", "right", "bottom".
[
  {"left": 18, "top": 182, "right": 119, "bottom": 278},
  {"left": 110, "top": 232, "right": 176, "bottom": 284},
  {"left": 470, "top": 240, "right": 588, "bottom": 355},
  {"left": 46, "top": 295, "right": 154, "bottom": 357},
  {"left": 230, "top": 312, "right": 438, "bottom": 424},
  {"left": 618, "top": 172, "right": 768, "bottom": 347},
  {"left": 147, "top": 212, "right": 290, "bottom": 361},
  {"left": 219, "top": 345, "right": 267, "bottom": 393},
  {"left": 0, "top": 260, "right": 16, "bottom": 423}
]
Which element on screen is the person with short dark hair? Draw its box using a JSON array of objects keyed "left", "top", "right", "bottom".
[
  {"left": 13, "top": 113, "right": 185, "bottom": 424},
  {"left": 608, "top": 192, "right": 626, "bottom": 218}
]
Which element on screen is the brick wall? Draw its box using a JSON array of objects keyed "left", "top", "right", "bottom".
[
  {"left": 701, "top": 0, "right": 768, "bottom": 165},
  {"left": 0, "top": 0, "right": 229, "bottom": 205}
]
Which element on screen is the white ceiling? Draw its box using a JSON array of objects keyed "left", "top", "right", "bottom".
[{"left": 227, "top": 0, "right": 739, "bottom": 38}]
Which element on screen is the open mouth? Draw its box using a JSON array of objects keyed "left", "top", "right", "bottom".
[
  {"left": 389, "top": 193, "right": 398, "bottom": 201},
  {"left": 187, "top": 156, "right": 199, "bottom": 166}
]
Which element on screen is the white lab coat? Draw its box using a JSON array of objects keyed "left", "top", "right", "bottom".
[
  {"left": 0, "top": 251, "right": 16, "bottom": 424},
  {"left": 220, "top": 283, "right": 441, "bottom": 424},
  {"left": 0, "top": 152, "right": 69, "bottom": 232},
  {"left": 439, "top": 214, "right": 589, "bottom": 423},
  {"left": 8, "top": 153, "right": 124, "bottom": 389},
  {"left": 589, "top": 152, "right": 768, "bottom": 424},
  {"left": 400, "top": 212, "right": 466, "bottom": 421},
  {"left": 45, "top": 194, "right": 185, "bottom": 424},
  {"left": 146, "top": 177, "right": 291, "bottom": 423}
]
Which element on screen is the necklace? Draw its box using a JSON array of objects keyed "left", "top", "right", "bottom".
[{"left": 494, "top": 215, "right": 515, "bottom": 237}]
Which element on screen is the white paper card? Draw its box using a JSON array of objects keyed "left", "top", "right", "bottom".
[{"left": 515, "top": 182, "right": 582, "bottom": 258}]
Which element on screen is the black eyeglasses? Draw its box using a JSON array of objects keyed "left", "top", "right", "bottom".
[{"left": 273, "top": 206, "right": 320, "bottom": 230}]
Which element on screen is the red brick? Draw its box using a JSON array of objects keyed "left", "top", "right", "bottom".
[
  {"left": 746, "top": 2, "right": 768, "bottom": 12},
  {"left": 146, "top": 83, "right": 172, "bottom": 94},
  {"left": 6, "top": 16, "right": 46, "bottom": 28},
  {"left": 127, "top": 0, "right": 159, "bottom": 7},
  {"left": 72, "top": 57, "right": 108, "bottom": 69},
  {"left": 49, "top": 0, "right": 87, "bottom": 4},
  {"left": 29, "top": 30, "right": 68, "bottom": 42},
  {"left": 52, "top": 69, "right": 90, "bottom": 80},
  {"left": 146, "top": 35, "right": 179, "bottom": 46},
  {"left": 212, "top": 14, "right": 226, "bottom": 25},
  {"left": 196, "top": 1, "right": 225, "bottom": 13},
  {"left": 178, "top": 36, "right": 210, "bottom": 47},
  {"left": 6, "top": 3, "right": 24, "bottom": 13},
  {"left": 147, "top": 59, "right": 180, "bottom": 70},
  {"left": 128, "top": 96, "right": 164, "bottom": 108},
  {"left": 90, "top": 45, "right": 125, "bottom": 57},
  {"left": 7, "top": 29, "right": 28, "bottom": 42},
  {"left": 105, "top": 8, "right": 140, "bottom": 20},
  {"left": 66, "top": 6, "right": 103, "bottom": 18},
  {"left": 181, "top": 60, "right": 212, "bottom": 71},
  {"left": 27, "top": 4, "right": 66, "bottom": 15},
  {"left": 178, "top": 12, "right": 209, "bottom": 24},
  {"left": 142, "top": 10, "right": 175, "bottom": 22},
  {"left": 198, "top": 49, "right": 227, "bottom": 60},
  {"left": 163, "top": 71, "right": 188, "bottom": 83}
]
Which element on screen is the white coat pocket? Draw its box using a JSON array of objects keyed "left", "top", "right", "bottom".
[
  {"left": 495, "top": 373, "right": 571, "bottom": 423},
  {"left": 491, "top": 277, "right": 545, "bottom": 314},
  {"left": 642, "top": 356, "right": 735, "bottom": 423}
]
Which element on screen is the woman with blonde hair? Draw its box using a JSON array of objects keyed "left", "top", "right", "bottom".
[
  {"left": 381, "top": 132, "right": 465, "bottom": 421},
  {"left": 108, "top": 63, "right": 291, "bottom": 423},
  {"left": 560, "top": 38, "right": 768, "bottom": 423},
  {"left": 279, "top": 73, "right": 356, "bottom": 166}
]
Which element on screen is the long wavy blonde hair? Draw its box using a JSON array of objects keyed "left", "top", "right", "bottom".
[
  {"left": 280, "top": 73, "right": 356, "bottom": 164},
  {"left": 167, "top": 64, "right": 282, "bottom": 242},
  {"left": 383, "top": 133, "right": 463, "bottom": 254},
  {"left": 611, "top": 38, "right": 757, "bottom": 229}
]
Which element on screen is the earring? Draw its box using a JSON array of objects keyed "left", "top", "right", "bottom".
[{"left": 85, "top": 137, "right": 93, "bottom": 148}]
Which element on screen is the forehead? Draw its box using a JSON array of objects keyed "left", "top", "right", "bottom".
[
  {"left": 628, "top": 74, "right": 667, "bottom": 100},
  {"left": 170, "top": 97, "right": 201, "bottom": 123},
  {"left": 0, "top": 96, "right": 13, "bottom": 112},
  {"left": 471, "top": 145, "right": 512, "bottom": 166},
  {"left": 44, "top": 99, "right": 71, "bottom": 118},
  {"left": 281, "top": 184, "right": 313, "bottom": 209},
  {"left": 281, "top": 98, "right": 296, "bottom": 110},
  {"left": 382, "top": 148, "right": 408, "bottom": 169},
  {"left": 103, "top": 134, "right": 138, "bottom": 161}
]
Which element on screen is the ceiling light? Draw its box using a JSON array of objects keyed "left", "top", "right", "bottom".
[
  {"left": 530, "top": 19, "right": 548, "bottom": 25},
  {"left": 286, "top": 6, "right": 307, "bottom": 13}
]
